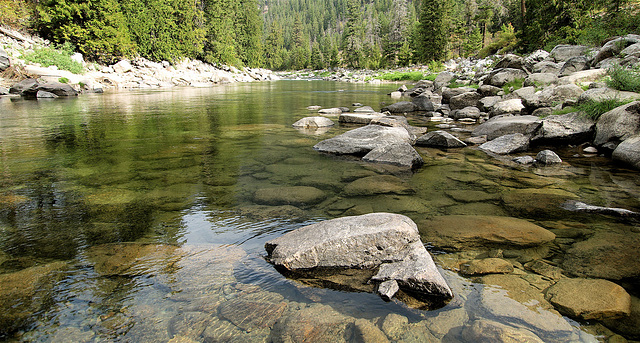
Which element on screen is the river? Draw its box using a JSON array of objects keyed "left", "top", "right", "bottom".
[{"left": 0, "top": 81, "right": 638, "bottom": 342}]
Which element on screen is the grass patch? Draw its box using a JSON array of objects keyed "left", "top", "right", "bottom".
[
  {"left": 23, "top": 43, "right": 84, "bottom": 74},
  {"left": 58, "top": 77, "right": 69, "bottom": 83},
  {"left": 379, "top": 71, "right": 425, "bottom": 81},
  {"left": 551, "top": 106, "right": 577, "bottom": 116},
  {"left": 502, "top": 78, "right": 525, "bottom": 94},
  {"left": 606, "top": 64, "right": 640, "bottom": 93},
  {"left": 577, "top": 98, "right": 633, "bottom": 120}
]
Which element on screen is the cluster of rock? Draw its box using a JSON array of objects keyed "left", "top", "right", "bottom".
[
  {"left": 374, "top": 36, "right": 640, "bottom": 169},
  {"left": 0, "top": 26, "right": 278, "bottom": 95}
]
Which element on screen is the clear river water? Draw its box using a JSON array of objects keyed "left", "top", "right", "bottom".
[{"left": 1, "top": 80, "right": 639, "bottom": 342}]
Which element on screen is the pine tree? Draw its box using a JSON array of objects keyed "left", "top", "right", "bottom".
[
  {"left": 342, "top": 0, "right": 365, "bottom": 68},
  {"left": 416, "top": 0, "right": 451, "bottom": 63}
]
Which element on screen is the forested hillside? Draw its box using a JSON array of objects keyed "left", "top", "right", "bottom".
[{"left": 1, "top": 0, "right": 638, "bottom": 70}]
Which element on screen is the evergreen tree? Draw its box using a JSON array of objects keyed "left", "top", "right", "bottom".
[
  {"left": 202, "top": 0, "right": 239, "bottom": 66},
  {"left": 342, "top": 0, "right": 365, "bottom": 68},
  {"left": 236, "top": 0, "right": 263, "bottom": 67},
  {"left": 416, "top": 0, "right": 451, "bottom": 62},
  {"left": 264, "top": 22, "right": 285, "bottom": 70}
]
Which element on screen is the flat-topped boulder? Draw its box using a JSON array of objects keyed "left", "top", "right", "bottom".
[
  {"left": 339, "top": 112, "right": 386, "bottom": 125},
  {"left": 313, "top": 125, "right": 411, "bottom": 155},
  {"left": 532, "top": 111, "right": 595, "bottom": 144},
  {"left": 471, "top": 115, "right": 542, "bottom": 141},
  {"left": 479, "top": 133, "right": 530, "bottom": 155},
  {"left": 578, "top": 87, "right": 640, "bottom": 104},
  {"left": 362, "top": 143, "right": 424, "bottom": 168},
  {"left": 418, "top": 215, "right": 556, "bottom": 251},
  {"left": 381, "top": 101, "right": 418, "bottom": 113},
  {"left": 415, "top": 131, "right": 467, "bottom": 148},
  {"left": 265, "top": 213, "right": 453, "bottom": 302}
]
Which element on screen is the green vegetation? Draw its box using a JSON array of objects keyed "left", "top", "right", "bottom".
[
  {"left": 479, "top": 24, "right": 518, "bottom": 58},
  {"left": 556, "top": 98, "right": 634, "bottom": 119},
  {"left": 606, "top": 64, "right": 640, "bottom": 93},
  {"left": 577, "top": 98, "right": 633, "bottom": 120},
  {"left": 22, "top": 43, "right": 84, "bottom": 74},
  {"left": 58, "top": 77, "right": 69, "bottom": 83},
  {"left": 378, "top": 71, "right": 426, "bottom": 81},
  {"left": 502, "top": 78, "right": 525, "bottom": 94}
]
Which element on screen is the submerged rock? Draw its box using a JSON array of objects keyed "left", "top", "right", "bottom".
[
  {"left": 415, "top": 130, "right": 467, "bottom": 148},
  {"left": 264, "top": 213, "right": 453, "bottom": 301},
  {"left": 418, "top": 215, "right": 556, "bottom": 251},
  {"left": 292, "top": 116, "right": 334, "bottom": 128},
  {"left": 269, "top": 304, "right": 354, "bottom": 343},
  {"left": 343, "top": 175, "right": 415, "bottom": 196},
  {"left": 460, "top": 258, "right": 514, "bottom": 276},
  {"left": 253, "top": 186, "right": 326, "bottom": 206},
  {"left": 362, "top": 142, "right": 424, "bottom": 168},
  {"left": 462, "top": 319, "right": 544, "bottom": 343},
  {"left": 545, "top": 278, "right": 631, "bottom": 320}
]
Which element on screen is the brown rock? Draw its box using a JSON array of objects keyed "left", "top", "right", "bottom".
[
  {"left": 270, "top": 304, "right": 355, "bottom": 343},
  {"left": 343, "top": 175, "right": 415, "bottom": 196},
  {"left": 218, "top": 290, "right": 287, "bottom": 332},
  {"left": 460, "top": 258, "right": 514, "bottom": 275},
  {"left": 419, "top": 215, "right": 556, "bottom": 251},
  {"left": 462, "top": 319, "right": 544, "bottom": 343},
  {"left": 545, "top": 278, "right": 631, "bottom": 320}
]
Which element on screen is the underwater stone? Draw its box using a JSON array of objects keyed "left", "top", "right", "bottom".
[{"left": 546, "top": 278, "right": 631, "bottom": 320}]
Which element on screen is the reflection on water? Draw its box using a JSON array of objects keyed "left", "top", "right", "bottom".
[{"left": 1, "top": 81, "right": 639, "bottom": 342}]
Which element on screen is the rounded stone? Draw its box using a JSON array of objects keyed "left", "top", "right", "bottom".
[
  {"left": 253, "top": 186, "right": 326, "bottom": 206},
  {"left": 545, "top": 278, "right": 631, "bottom": 320},
  {"left": 460, "top": 258, "right": 514, "bottom": 275}
]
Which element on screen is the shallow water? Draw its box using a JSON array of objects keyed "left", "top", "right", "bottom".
[{"left": 1, "top": 81, "right": 639, "bottom": 342}]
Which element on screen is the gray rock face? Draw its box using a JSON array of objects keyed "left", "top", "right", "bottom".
[
  {"left": 532, "top": 61, "right": 562, "bottom": 74},
  {"left": 478, "top": 96, "right": 502, "bottom": 112},
  {"left": 594, "top": 101, "right": 640, "bottom": 151},
  {"left": 381, "top": 101, "right": 418, "bottom": 113},
  {"left": 622, "top": 42, "right": 640, "bottom": 57},
  {"left": 9, "top": 78, "right": 38, "bottom": 95},
  {"left": 36, "top": 82, "right": 78, "bottom": 96},
  {"left": 452, "top": 106, "right": 481, "bottom": 120},
  {"left": 411, "top": 94, "right": 436, "bottom": 111},
  {"left": 487, "top": 68, "right": 528, "bottom": 87},
  {"left": 362, "top": 143, "right": 424, "bottom": 168},
  {"left": 36, "top": 90, "right": 58, "bottom": 98},
  {"left": 530, "top": 84, "right": 584, "bottom": 108},
  {"left": 313, "top": 125, "right": 411, "bottom": 155},
  {"left": 494, "top": 54, "right": 525, "bottom": 70},
  {"left": 593, "top": 35, "right": 640, "bottom": 66},
  {"left": 442, "top": 87, "right": 476, "bottom": 103},
  {"left": 449, "top": 91, "right": 483, "bottom": 110},
  {"left": 490, "top": 99, "right": 525, "bottom": 117},
  {"left": 339, "top": 112, "right": 385, "bottom": 125},
  {"left": 318, "top": 107, "right": 343, "bottom": 115},
  {"left": 479, "top": 133, "right": 530, "bottom": 155},
  {"left": 478, "top": 85, "right": 502, "bottom": 96},
  {"left": 416, "top": 131, "right": 467, "bottom": 148},
  {"left": 0, "top": 86, "right": 8, "bottom": 95},
  {"left": 533, "top": 112, "right": 595, "bottom": 144},
  {"left": 578, "top": 87, "right": 640, "bottom": 104},
  {"left": 613, "top": 134, "right": 640, "bottom": 170},
  {"left": 471, "top": 115, "right": 542, "bottom": 141},
  {"left": 524, "top": 73, "right": 559, "bottom": 87},
  {"left": 0, "top": 48, "right": 10, "bottom": 71},
  {"left": 550, "top": 44, "right": 589, "bottom": 62},
  {"left": 535, "top": 150, "right": 562, "bottom": 164},
  {"left": 265, "top": 213, "right": 453, "bottom": 300},
  {"left": 292, "top": 116, "right": 335, "bottom": 128},
  {"left": 559, "top": 56, "right": 589, "bottom": 76}
]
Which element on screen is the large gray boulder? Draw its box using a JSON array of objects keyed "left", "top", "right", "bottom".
[
  {"left": 535, "top": 150, "right": 562, "bottom": 164},
  {"left": 449, "top": 91, "right": 482, "bottom": 110},
  {"left": 478, "top": 96, "right": 502, "bottom": 112},
  {"left": 434, "top": 71, "right": 456, "bottom": 90},
  {"left": 594, "top": 101, "right": 640, "bottom": 151},
  {"left": 451, "top": 106, "right": 481, "bottom": 120},
  {"left": 381, "top": 101, "right": 418, "bottom": 113},
  {"left": 479, "top": 133, "right": 530, "bottom": 155},
  {"left": 313, "top": 125, "right": 411, "bottom": 155},
  {"left": 532, "top": 61, "right": 562, "bottom": 74},
  {"left": 489, "top": 99, "right": 525, "bottom": 117},
  {"left": 524, "top": 73, "right": 558, "bottom": 87},
  {"left": 0, "top": 48, "right": 10, "bottom": 71},
  {"left": 415, "top": 131, "right": 467, "bottom": 148},
  {"left": 442, "top": 87, "right": 476, "bottom": 103},
  {"left": 486, "top": 68, "right": 528, "bottom": 87},
  {"left": 265, "top": 213, "right": 453, "bottom": 300},
  {"left": 36, "top": 82, "right": 78, "bottom": 96},
  {"left": 494, "top": 54, "right": 526, "bottom": 70},
  {"left": 527, "top": 84, "right": 584, "bottom": 108},
  {"left": 532, "top": 111, "right": 595, "bottom": 144},
  {"left": 9, "top": 78, "right": 38, "bottom": 95},
  {"left": 612, "top": 134, "right": 640, "bottom": 170},
  {"left": 559, "top": 56, "right": 589, "bottom": 76},
  {"left": 471, "top": 115, "right": 542, "bottom": 141},
  {"left": 339, "top": 112, "right": 385, "bottom": 125},
  {"left": 9, "top": 79, "right": 78, "bottom": 97},
  {"left": 411, "top": 94, "right": 436, "bottom": 111},
  {"left": 593, "top": 35, "right": 640, "bottom": 66},
  {"left": 362, "top": 143, "right": 424, "bottom": 168},
  {"left": 550, "top": 45, "right": 589, "bottom": 62}
]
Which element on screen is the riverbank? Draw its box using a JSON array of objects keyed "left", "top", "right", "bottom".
[{"left": 0, "top": 26, "right": 279, "bottom": 93}]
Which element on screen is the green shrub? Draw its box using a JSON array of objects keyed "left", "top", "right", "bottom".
[
  {"left": 58, "top": 77, "right": 69, "bottom": 83},
  {"left": 428, "top": 60, "right": 444, "bottom": 73},
  {"left": 23, "top": 43, "right": 84, "bottom": 74},
  {"left": 478, "top": 24, "right": 518, "bottom": 58},
  {"left": 577, "top": 98, "right": 633, "bottom": 120},
  {"left": 606, "top": 64, "right": 640, "bottom": 93},
  {"left": 424, "top": 73, "right": 437, "bottom": 81},
  {"left": 379, "top": 71, "right": 425, "bottom": 81}
]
